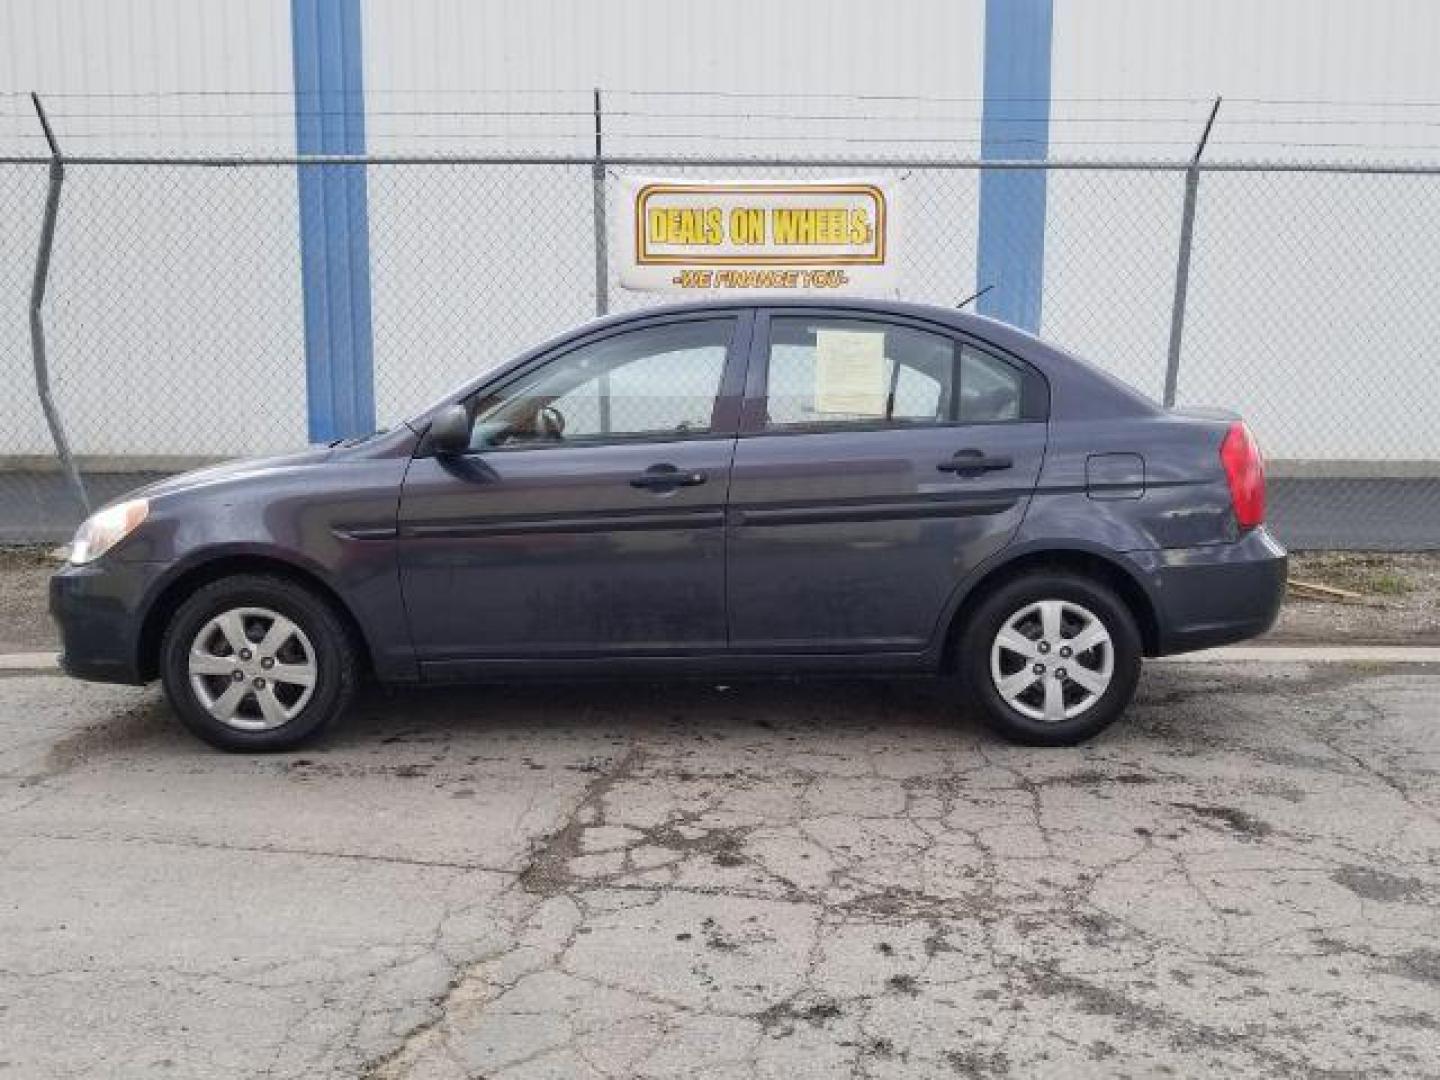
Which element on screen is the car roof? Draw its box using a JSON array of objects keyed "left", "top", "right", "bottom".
[
  {"left": 523, "top": 296, "right": 1066, "bottom": 376},
  {"left": 590, "top": 295, "right": 1016, "bottom": 341}
]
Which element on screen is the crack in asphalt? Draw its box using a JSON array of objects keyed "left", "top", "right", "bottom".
[{"left": 18, "top": 828, "right": 519, "bottom": 875}]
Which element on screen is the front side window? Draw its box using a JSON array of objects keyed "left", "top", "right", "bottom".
[
  {"left": 469, "top": 319, "right": 733, "bottom": 449},
  {"left": 762, "top": 316, "right": 1031, "bottom": 430}
]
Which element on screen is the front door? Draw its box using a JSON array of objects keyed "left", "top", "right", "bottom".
[
  {"left": 726, "top": 310, "right": 1048, "bottom": 654},
  {"left": 399, "top": 313, "right": 750, "bottom": 666}
]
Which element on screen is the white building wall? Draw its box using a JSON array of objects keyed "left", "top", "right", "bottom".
[
  {"left": 1, "top": 0, "right": 1437, "bottom": 461},
  {"left": 360, "top": 0, "right": 988, "bottom": 423},
  {"left": 1, "top": 0, "right": 296, "bottom": 155},
  {"left": 0, "top": 0, "right": 305, "bottom": 459},
  {"left": 363, "top": 0, "right": 987, "bottom": 122},
  {"left": 1045, "top": 0, "right": 1440, "bottom": 461}
]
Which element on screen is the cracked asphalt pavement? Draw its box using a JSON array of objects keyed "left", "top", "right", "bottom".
[{"left": 1, "top": 662, "right": 1438, "bottom": 1078}]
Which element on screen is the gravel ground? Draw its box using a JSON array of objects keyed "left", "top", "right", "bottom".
[
  {"left": 0, "top": 547, "right": 58, "bottom": 654},
  {"left": 1, "top": 662, "right": 1437, "bottom": 1078},
  {"left": 1275, "top": 551, "right": 1440, "bottom": 646},
  {"left": 5, "top": 547, "right": 1438, "bottom": 655}
]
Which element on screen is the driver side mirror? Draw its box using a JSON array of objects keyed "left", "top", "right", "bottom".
[{"left": 428, "top": 404, "right": 472, "bottom": 456}]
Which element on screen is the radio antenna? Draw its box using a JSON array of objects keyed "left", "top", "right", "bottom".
[{"left": 956, "top": 284, "right": 994, "bottom": 310}]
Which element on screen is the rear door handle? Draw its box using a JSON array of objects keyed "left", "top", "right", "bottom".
[
  {"left": 937, "top": 448, "right": 1013, "bottom": 476},
  {"left": 629, "top": 464, "right": 708, "bottom": 490}
]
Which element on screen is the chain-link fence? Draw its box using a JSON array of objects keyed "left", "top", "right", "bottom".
[{"left": 2, "top": 150, "right": 1438, "bottom": 548}]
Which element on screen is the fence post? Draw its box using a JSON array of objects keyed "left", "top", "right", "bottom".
[
  {"left": 28, "top": 92, "right": 89, "bottom": 515},
  {"left": 591, "top": 87, "right": 609, "bottom": 318},
  {"left": 1162, "top": 96, "right": 1221, "bottom": 408}
]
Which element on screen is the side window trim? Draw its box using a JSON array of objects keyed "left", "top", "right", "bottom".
[
  {"left": 434, "top": 310, "right": 753, "bottom": 456},
  {"left": 739, "top": 308, "right": 774, "bottom": 433},
  {"left": 739, "top": 307, "right": 1047, "bottom": 436}
]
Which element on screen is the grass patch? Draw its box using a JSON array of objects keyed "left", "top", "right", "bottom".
[
  {"left": 1292, "top": 553, "right": 1417, "bottom": 598},
  {"left": 1364, "top": 572, "right": 1412, "bottom": 596}
]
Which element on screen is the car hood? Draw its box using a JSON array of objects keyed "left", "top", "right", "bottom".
[{"left": 127, "top": 447, "right": 336, "bottom": 502}]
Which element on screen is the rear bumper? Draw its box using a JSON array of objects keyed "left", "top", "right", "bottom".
[
  {"left": 49, "top": 559, "right": 164, "bottom": 684},
  {"left": 1134, "top": 527, "right": 1288, "bottom": 656}
]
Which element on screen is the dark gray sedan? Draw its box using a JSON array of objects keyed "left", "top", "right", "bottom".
[{"left": 51, "top": 299, "right": 1285, "bottom": 750}]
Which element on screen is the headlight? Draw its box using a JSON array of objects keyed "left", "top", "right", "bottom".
[{"left": 69, "top": 498, "right": 149, "bottom": 565}]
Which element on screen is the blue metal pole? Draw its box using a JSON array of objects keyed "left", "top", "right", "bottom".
[
  {"left": 976, "top": 0, "right": 1054, "bottom": 332},
  {"left": 292, "top": 0, "right": 375, "bottom": 441}
]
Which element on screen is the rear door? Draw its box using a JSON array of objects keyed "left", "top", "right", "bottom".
[
  {"left": 398, "top": 312, "right": 750, "bottom": 667},
  {"left": 726, "top": 308, "right": 1048, "bottom": 655}
]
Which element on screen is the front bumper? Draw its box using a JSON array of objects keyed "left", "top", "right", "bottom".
[
  {"left": 49, "top": 559, "right": 165, "bottom": 684},
  {"left": 1133, "top": 527, "right": 1288, "bottom": 656}
]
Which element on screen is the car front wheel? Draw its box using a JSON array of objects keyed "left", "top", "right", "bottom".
[
  {"left": 160, "top": 573, "right": 357, "bottom": 751},
  {"left": 960, "top": 571, "right": 1142, "bottom": 746}
]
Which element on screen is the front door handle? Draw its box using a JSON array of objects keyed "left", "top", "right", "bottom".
[
  {"left": 629, "top": 464, "right": 708, "bottom": 490},
  {"left": 937, "top": 448, "right": 1013, "bottom": 477}
]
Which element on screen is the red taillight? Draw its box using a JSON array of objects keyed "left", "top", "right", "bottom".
[{"left": 1220, "top": 421, "right": 1265, "bottom": 529}]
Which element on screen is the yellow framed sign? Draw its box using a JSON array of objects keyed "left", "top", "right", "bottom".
[{"left": 618, "top": 176, "right": 901, "bottom": 295}]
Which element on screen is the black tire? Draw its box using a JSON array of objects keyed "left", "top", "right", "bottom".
[
  {"left": 159, "top": 573, "right": 357, "bottom": 752},
  {"left": 959, "top": 571, "right": 1142, "bottom": 746}
]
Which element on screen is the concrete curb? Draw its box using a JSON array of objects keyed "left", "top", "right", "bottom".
[
  {"left": 0, "top": 652, "right": 60, "bottom": 672},
  {"left": 2, "top": 645, "right": 1438, "bottom": 677},
  {"left": 1156, "top": 645, "right": 1440, "bottom": 664}
]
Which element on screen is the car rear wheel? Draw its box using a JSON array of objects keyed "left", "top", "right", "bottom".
[
  {"left": 160, "top": 573, "right": 357, "bottom": 751},
  {"left": 960, "top": 571, "right": 1142, "bottom": 746}
]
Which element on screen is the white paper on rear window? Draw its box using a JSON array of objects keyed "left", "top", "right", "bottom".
[{"left": 813, "top": 329, "right": 888, "bottom": 416}]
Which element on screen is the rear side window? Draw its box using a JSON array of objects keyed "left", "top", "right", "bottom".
[
  {"left": 958, "top": 346, "right": 1024, "bottom": 422},
  {"left": 761, "top": 316, "right": 1040, "bottom": 430}
]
